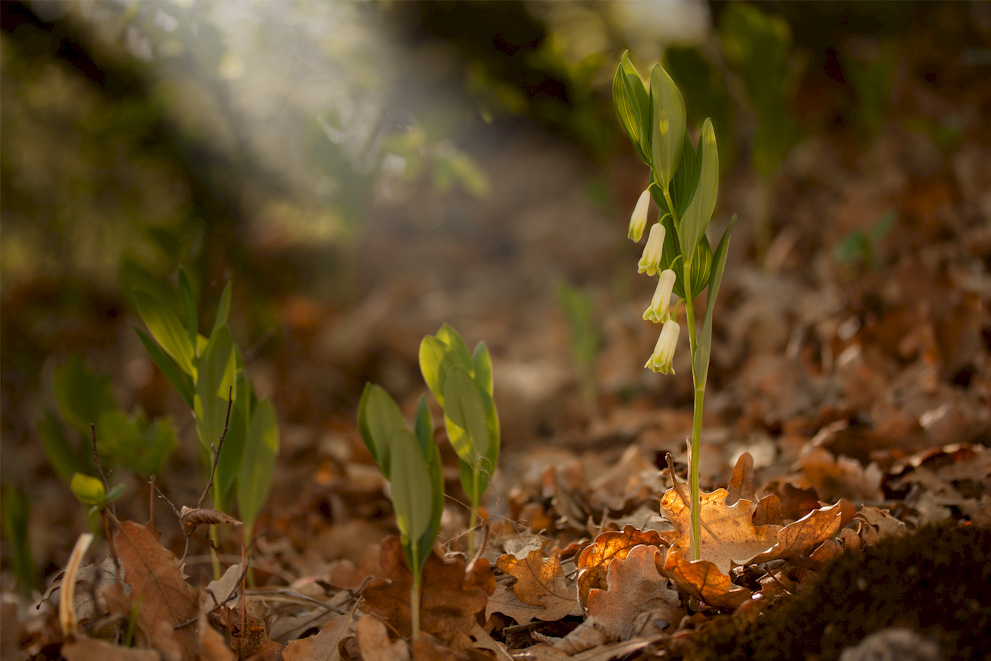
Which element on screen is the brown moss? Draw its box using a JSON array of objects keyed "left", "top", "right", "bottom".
[{"left": 678, "top": 524, "right": 991, "bottom": 661}]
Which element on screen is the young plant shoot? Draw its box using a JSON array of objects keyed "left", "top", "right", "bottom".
[
  {"left": 358, "top": 387, "right": 443, "bottom": 640},
  {"left": 614, "top": 52, "right": 737, "bottom": 563},
  {"left": 419, "top": 324, "right": 499, "bottom": 557}
]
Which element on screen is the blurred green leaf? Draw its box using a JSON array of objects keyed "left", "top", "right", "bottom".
[
  {"left": 390, "top": 428, "right": 435, "bottom": 566},
  {"left": 134, "top": 327, "right": 194, "bottom": 408},
  {"left": 357, "top": 383, "right": 408, "bottom": 478},
  {"left": 443, "top": 365, "right": 490, "bottom": 469},
  {"left": 212, "top": 281, "right": 232, "bottom": 334},
  {"left": 38, "top": 409, "right": 84, "bottom": 483},
  {"left": 96, "top": 410, "right": 177, "bottom": 477},
  {"left": 471, "top": 342, "right": 494, "bottom": 397},
  {"left": 134, "top": 289, "right": 197, "bottom": 377},
  {"left": 238, "top": 397, "right": 279, "bottom": 533},
  {"left": 1, "top": 485, "right": 38, "bottom": 592},
  {"left": 215, "top": 372, "right": 250, "bottom": 512},
  {"left": 70, "top": 473, "right": 107, "bottom": 506},
  {"left": 613, "top": 51, "right": 651, "bottom": 165},
  {"left": 194, "top": 324, "right": 235, "bottom": 452},
  {"left": 53, "top": 355, "right": 116, "bottom": 437}
]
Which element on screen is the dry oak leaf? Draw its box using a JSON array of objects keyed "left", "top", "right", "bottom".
[
  {"left": 357, "top": 614, "right": 409, "bottom": 661},
  {"left": 198, "top": 613, "right": 235, "bottom": 661},
  {"left": 114, "top": 520, "right": 199, "bottom": 661},
  {"left": 282, "top": 613, "right": 352, "bottom": 661},
  {"left": 362, "top": 536, "right": 494, "bottom": 645},
  {"left": 758, "top": 481, "right": 821, "bottom": 522},
  {"left": 486, "top": 579, "right": 546, "bottom": 625},
  {"left": 726, "top": 452, "right": 756, "bottom": 505},
  {"left": 585, "top": 544, "right": 681, "bottom": 640},
  {"left": 575, "top": 526, "right": 668, "bottom": 606},
  {"left": 495, "top": 550, "right": 582, "bottom": 622},
  {"left": 660, "top": 488, "right": 781, "bottom": 575},
  {"left": 660, "top": 551, "right": 752, "bottom": 610},
  {"left": 747, "top": 502, "right": 844, "bottom": 565},
  {"left": 796, "top": 446, "right": 883, "bottom": 502}
]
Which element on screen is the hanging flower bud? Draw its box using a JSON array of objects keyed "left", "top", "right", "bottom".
[
  {"left": 643, "top": 269, "right": 676, "bottom": 323},
  {"left": 628, "top": 189, "right": 651, "bottom": 242},
  {"left": 637, "top": 223, "right": 666, "bottom": 276},
  {"left": 645, "top": 319, "right": 679, "bottom": 374}
]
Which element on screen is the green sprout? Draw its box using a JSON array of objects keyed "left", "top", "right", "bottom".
[
  {"left": 131, "top": 267, "right": 279, "bottom": 571},
  {"left": 614, "top": 52, "right": 737, "bottom": 564},
  {"left": 358, "top": 386, "right": 443, "bottom": 641},
  {"left": 419, "top": 324, "right": 500, "bottom": 557}
]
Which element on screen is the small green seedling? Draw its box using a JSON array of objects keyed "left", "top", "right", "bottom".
[
  {"left": 132, "top": 267, "right": 279, "bottom": 558},
  {"left": 557, "top": 281, "right": 600, "bottom": 409},
  {"left": 419, "top": 324, "right": 499, "bottom": 556},
  {"left": 834, "top": 210, "right": 896, "bottom": 271},
  {"left": 1, "top": 485, "right": 39, "bottom": 593},
  {"left": 358, "top": 386, "right": 443, "bottom": 641},
  {"left": 614, "top": 52, "right": 737, "bottom": 564}
]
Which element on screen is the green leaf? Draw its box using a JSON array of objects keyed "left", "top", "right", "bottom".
[
  {"left": 96, "top": 410, "right": 177, "bottom": 477},
  {"left": 413, "top": 396, "right": 444, "bottom": 574},
  {"left": 212, "top": 281, "right": 233, "bottom": 334},
  {"left": 1, "top": 485, "right": 38, "bottom": 592},
  {"left": 135, "top": 328, "right": 194, "bottom": 408},
  {"left": 134, "top": 289, "right": 197, "bottom": 377},
  {"left": 215, "top": 373, "right": 250, "bottom": 511},
  {"left": 436, "top": 325, "right": 474, "bottom": 373},
  {"left": 694, "top": 215, "right": 736, "bottom": 389},
  {"left": 238, "top": 398, "right": 279, "bottom": 530},
  {"left": 70, "top": 473, "right": 106, "bottom": 506},
  {"left": 472, "top": 342, "right": 494, "bottom": 397},
  {"left": 104, "top": 484, "right": 126, "bottom": 503},
  {"left": 53, "top": 355, "right": 116, "bottom": 436},
  {"left": 178, "top": 266, "right": 198, "bottom": 351},
  {"left": 649, "top": 63, "right": 686, "bottom": 190},
  {"left": 357, "top": 383, "right": 407, "bottom": 478},
  {"left": 390, "top": 428, "right": 434, "bottom": 552},
  {"left": 613, "top": 51, "right": 651, "bottom": 165},
  {"left": 659, "top": 215, "right": 712, "bottom": 302},
  {"left": 413, "top": 395, "right": 434, "bottom": 457},
  {"left": 194, "top": 325, "right": 236, "bottom": 452},
  {"left": 419, "top": 335, "right": 452, "bottom": 405},
  {"left": 38, "top": 410, "right": 83, "bottom": 483},
  {"left": 679, "top": 119, "right": 719, "bottom": 261},
  {"left": 443, "top": 366, "right": 490, "bottom": 469}
]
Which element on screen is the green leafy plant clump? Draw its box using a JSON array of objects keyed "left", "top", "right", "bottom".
[
  {"left": 615, "top": 51, "right": 737, "bottom": 564},
  {"left": 131, "top": 267, "right": 279, "bottom": 547},
  {"left": 358, "top": 323, "right": 500, "bottom": 640}
]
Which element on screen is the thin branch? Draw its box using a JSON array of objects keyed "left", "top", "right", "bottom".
[{"left": 197, "top": 387, "right": 234, "bottom": 510}]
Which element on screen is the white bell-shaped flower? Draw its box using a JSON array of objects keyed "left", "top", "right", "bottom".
[
  {"left": 643, "top": 269, "right": 677, "bottom": 323},
  {"left": 628, "top": 189, "right": 651, "bottom": 242},
  {"left": 637, "top": 223, "right": 666, "bottom": 276},
  {"left": 645, "top": 319, "right": 679, "bottom": 374}
]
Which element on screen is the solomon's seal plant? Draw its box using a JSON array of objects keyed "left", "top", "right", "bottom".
[
  {"left": 358, "top": 386, "right": 444, "bottom": 641},
  {"left": 614, "top": 52, "right": 737, "bottom": 563}
]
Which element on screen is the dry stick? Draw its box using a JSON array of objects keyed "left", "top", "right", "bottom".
[{"left": 197, "top": 387, "right": 235, "bottom": 511}]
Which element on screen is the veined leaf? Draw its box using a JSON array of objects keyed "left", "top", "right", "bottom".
[
  {"left": 238, "top": 398, "right": 279, "bottom": 531},
  {"left": 443, "top": 366, "right": 490, "bottom": 468},
  {"left": 390, "top": 429, "right": 434, "bottom": 549},
  {"left": 613, "top": 51, "right": 651, "bottom": 165},
  {"left": 660, "top": 214, "right": 712, "bottom": 302},
  {"left": 357, "top": 383, "right": 407, "bottom": 478},
  {"left": 472, "top": 342, "right": 494, "bottom": 396},
  {"left": 694, "top": 215, "right": 736, "bottom": 389},
  {"left": 135, "top": 328, "right": 194, "bottom": 407},
  {"left": 134, "top": 289, "right": 196, "bottom": 377},
  {"left": 649, "top": 64, "right": 686, "bottom": 190},
  {"left": 214, "top": 373, "right": 250, "bottom": 511},
  {"left": 437, "top": 325, "right": 474, "bottom": 373},
  {"left": 680, "top": 119, "right": 719, "bottom": 260}
]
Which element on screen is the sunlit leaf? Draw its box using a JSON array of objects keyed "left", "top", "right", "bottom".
[
  {"left": 134, "top": 289, "right": 196, "bottom": 377},
  {"left": 390, "top": 429, "right": 434, "bottom": 551},
  {"left": 70, "top": 473, "right": 106, "bottom": 506},
  {"left": 443, "top": 365, "right": 489, "bottom": 468},
  {"left": 194, "top": 324, "right": 235, "bottom": 452},
  {"left": 694, "top": 215, "right": 736, "bottom": 388},
  {"left": 135, "top": 328, "right": 194, "bottom": 408},
  {"left": 238, "top": 398, "right": 279, "bottom": 532}
]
